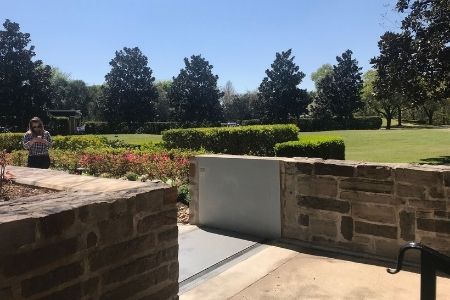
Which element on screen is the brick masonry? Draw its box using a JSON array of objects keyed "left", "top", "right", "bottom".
[
  {"left": 282, "top": 158, "right": 450, "bottom": 261},
  {"left": 0, "top": 168, "right": 179, "bottom": 300}
]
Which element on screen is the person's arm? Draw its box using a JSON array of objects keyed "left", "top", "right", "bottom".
[
  {"left": 23, "top": 133, "right": 34, "bottom": 150},
  {"left": 44, "top": 132, "right": 52, "bottom": 148}
]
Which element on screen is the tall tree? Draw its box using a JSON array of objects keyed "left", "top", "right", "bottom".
[
  {"left": 313, "top": 50, "right": 363, "bottom": 120},
  {"left": 310, "top": 64, "right": 333, "bottom": 89},
  {"left": 223, "top": 92, "right": 256, "bottom": 121},
  {"left": 221, "top": 80, "right": 237, "bottom": 106},
  {"left": 168, "top": 55, "right": 223, "bottom": 122},
  {"left": 257, "top": 49, "right": 310, "bottom": 123},
  {"left": 0, "top": 19, "right": 53, "bottom": 127},
  {"left": 396, "top": 0, "right": 449, "bottom": 124},
  {"left": 155, "top": 80, "right": 172, "bottom": 122},
  {"left": 371, "top": 32, "right": 415, "bottom": 128},
  {"left": 101, "top": 47, "right": 158, "bottom": 124}
]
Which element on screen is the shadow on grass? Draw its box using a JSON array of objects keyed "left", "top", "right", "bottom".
[{"left": 420, "top": 156, "right": 450, "bottom": 165}]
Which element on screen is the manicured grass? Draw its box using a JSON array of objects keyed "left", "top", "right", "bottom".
[
  {"left": 99, "top": 129, "right": 450, "bottom": 164},
  {"left": 303, "top": 128, "right": 450, "bottom": 164},
  {"left": 99, "top": 134, "right": 162, "bottom": 145}
]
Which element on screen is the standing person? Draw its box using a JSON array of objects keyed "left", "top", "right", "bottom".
[{"left": 23, "top": 117, "right": 52, "bottom": 169}]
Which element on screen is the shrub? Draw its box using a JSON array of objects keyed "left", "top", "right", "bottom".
[
  {"left": 162, "top": 124, "right": 299, "bottom": 156},
  {"left": 84, "top": 122, "right": 110, "bottom": 134},
  {"left": 240, "top": 119, "right": 262, "bottom": 126},
  {"left": 274, "top": 135, "right": 345, "bottom": 159},
  {"left": 298, "top": 116, "right": 382, "bottom": 131},
  {"left": 136, "top": 122, "right": 179, "bottom": 134},
  {"left": 52, "top": 135, "right": 109, "bottom": 151},
  {"left": 0, "top": 133, "right": 23, "bottom": 152},
  {"left": 48, "top": 117, "right": 70, "bottom": 135}
]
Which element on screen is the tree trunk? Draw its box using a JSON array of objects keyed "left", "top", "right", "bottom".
[
  {"left": 397, "top": 107, "right": 402, "bottom": 127},
  {"left": 386, "top": 115, "right": 392, "bottom": 130},
  {"left": 428, "top": 113, "right": 433, "bottom": 125}
]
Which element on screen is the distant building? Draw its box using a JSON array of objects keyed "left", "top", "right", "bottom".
[{"left": 47, "top": 110, "right": 82, "bottom": 134}]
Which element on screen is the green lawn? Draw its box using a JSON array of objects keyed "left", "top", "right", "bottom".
[
  {"left": 100, "top": 129, "right": 450, "bottom": 164},
  {"left": 304, "top": 128, "right": 450, "bottom": 164},
  {"left": 99, "top": 134, "right": 162, "bottom": 145}
]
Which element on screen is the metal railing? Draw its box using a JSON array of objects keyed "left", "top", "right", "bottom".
[{"left": 387, "top": 242, "right": 450, "bottom": 300}]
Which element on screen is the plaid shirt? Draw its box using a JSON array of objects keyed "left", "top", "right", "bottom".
[{"left": 23, "top": 131, "right": 52, "bottom": 156}]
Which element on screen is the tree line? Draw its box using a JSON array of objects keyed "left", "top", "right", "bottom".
[{"left": 0, "top": 0, "right": 448, "bottom": 129}]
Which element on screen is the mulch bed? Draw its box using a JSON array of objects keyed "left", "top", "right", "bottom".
[{"left": 0, "top": 182, "right": 56, "bottom": 202}]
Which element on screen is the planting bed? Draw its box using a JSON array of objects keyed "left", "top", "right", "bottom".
[{"left": 0, "top": 182, "right": 55, "bottom": 201}]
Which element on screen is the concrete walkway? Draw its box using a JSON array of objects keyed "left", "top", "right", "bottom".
[{"left": 179, "top": 226, "right": 450, "bottom": 300}]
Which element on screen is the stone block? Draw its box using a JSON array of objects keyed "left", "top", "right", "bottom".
[
  {"left": 374, "top": 239, "right": 401, "bottom": 260},
  {"left": 98, "top": 214, "right": 134, "bottom": 243},
  {"left": 295, "top": 161, "right": 314, "bottom": 175},
  {"left": 164, "top": 187, "right": 178, "bottom": 206},
  {"left": 86, "top": 231, "right": 98, "bottom": 248},
  {"left": 298, "top": 214, "right": 309, "bottom": 226},
  {"left": 135, "top": 190, "right": 164, "bottom": 213},
  {"left": 89, "top": 234, "right": 155, "bottom": 271},
  {"left": 408, "top": 199, "right": 446, "bottom": 210},
  {"left": 21, "top": 261, "right": 84, "bottom": 297},
  {"left": 341, "top": 216, "right": 354, "bottom": 241},
  {"left": 39, "top": 210, "right": 75, "bottom": 238},
  {"left": 420, "top": 236, "right": 450, "bottom": 256},
  {"left": 340, "top": 178, "right": 393, "bottom": 194},
  {"left": 310, "top": 219, "right": 337, "bottom": 238},
  {"left": 396, "top": 183, "right": 425, "bottom": 199},
  {"left": 314, "top": 162, "right": 355, "bottom": 177},
  {"left": 395, "top": 168, "right": 443, "bottom": 186},
  {"left": 351, "top": 203, "right": 396, "bottom": 224},
  {"left": 139, "top": 283, "right": 178, "bottom": 300},
  {"left": 100, "top": 265, "right": 168, "bottom": 300},
  {"left": 417, "top": 218, "right": 450, "bottom": 234},
  {"left": 137, "top": 210, "right": 177, "bottom": 234},
  {"left": 356, "top": 165, "right": 392, "bottom": 180},
  {"left": 399, "top": 211, "right": 415, "bottom": 241},
  {"left": 0, "top": 218, "right": 36, "bottom": 253},
  {"left": 158, "top": 227, "right": 178, "bottom": 244},
  {"left": 297, "top": 175, "right": 338, "bottom": 198},
  {"left": 0, "top": 237, "right": 78, "bottom": 277},
  {"left": 354, "top": 221, "right": 397, "bottom": 239},
  {"left": 339, "top": 190, "right": 398, "bottom": 205},
  {"left": 444, "top": 171, "right": 450, "bottom": 187},
  {"left": 297, "top": 196, "right": 350, "bottom": 213},
  {"left": 38, "top": 283, "right": 82, "bottom": 300}
]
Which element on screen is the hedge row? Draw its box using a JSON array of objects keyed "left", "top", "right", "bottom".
[
  {"left": 274, "top": 135, "right": 345, "bottom": 159},
  {"left": 162, "top": 124, "right": 299, "bottom": 156},
  {"left": 297, "top": 116, "right": 382, "bottom": 132},
  {"left": 84, "top": 121, "right": 222, "bottom": 134}
]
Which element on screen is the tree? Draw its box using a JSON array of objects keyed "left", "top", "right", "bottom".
[
  {"left": 223, "top": 92, "right": 256, "bottom": 121},
  {"left": 221, "top": 81, "right": 237, "bottom": 106},
  {"left": 168, "top": 55, "right": 223, "bottom": 123},
  {"left": 257, "top": 49, "right": 310, "bottom": 123},
  {"left": 155, "top": 80, "right": 172, "bottom": 122},
  {"left": 313, "top": 50, "right": 363, "bottom": 119},
  {"left": 0, "top": 19, "right": 53, "bottom": 127},
  {"left": 371, "top": 32, "right": 415, "bottom": 128},
  {"left": 311, "top": 64, "right": 333, "bottom": 89},
  {"left": 101, "top": 47, "right": 158, "bottom": 124},
  {"left": 396, "top": 0, "right": 449, "bottom": 124}
]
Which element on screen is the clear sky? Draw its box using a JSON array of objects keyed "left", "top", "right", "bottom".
[{"left": 1, "top": 0, "right": 403, "bottom": 92}]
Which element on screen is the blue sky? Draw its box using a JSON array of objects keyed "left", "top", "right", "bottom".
[{"left": 1, "top": 0, "right": 403, "bottom": 92}]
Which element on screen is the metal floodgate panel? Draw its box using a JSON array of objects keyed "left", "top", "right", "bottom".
[{"left": 178, "top": 226, "right": 264, "bottom": 290}]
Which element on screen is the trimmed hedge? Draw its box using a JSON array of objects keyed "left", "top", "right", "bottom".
[
  {"left": 84, "top": 122, "right": 110, "bottom": 134},
  {"left": 274, "top": 135, "right": 345, "bottom": 160},
  {"left": 162, "top": 124, "right": 299, "bottom": 156},
  {"left": 0, "top": 133, "right": 23, "bottom": 152},
  {"left": 298, "top": 116, "right": 382, "bottom": 132}
]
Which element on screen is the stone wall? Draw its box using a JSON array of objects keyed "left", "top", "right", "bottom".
[
  {"left": 190, "top": 155, "right": 450, "bottom": 261},
  {"left": 281, "top": 158, "right": 450, "bottom": 260},
  {"left": 1, "top": 167, "right": 178, "bottom": 300}
]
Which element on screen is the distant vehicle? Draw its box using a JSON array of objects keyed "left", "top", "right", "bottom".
[
  {"left": 221, "top": 122, "right": 238, "bottom": 127},
  {"left": 76, "top": 125, "right": 86, "bottom": 133}
]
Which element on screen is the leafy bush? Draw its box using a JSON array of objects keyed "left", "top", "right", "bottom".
[
  {"left": 0, "top": 133, "right": 23, "bottom": 152},
  {"left": 298, "top": 116, "right": 382, "bottom": 131},
  {"left": 52, "top": 135, "right": 109, "bottom": 151},
  {"left": 274, "top": 135, "right": 345, "bottom": 159},
  {"left": 48, "top": 117, "right": 70, "bottom": 135},
  {"left": 136, "top": 122, "right": 179, "bottom": 134},
  {"left": 240, "top": 119, "right": 262, "bottom": 126},
  {"left": 162, "top": 124, "right": 299, "bottom": 156},
  {"left": 84, "top": 122, "right": 110, "bottom": 134}
]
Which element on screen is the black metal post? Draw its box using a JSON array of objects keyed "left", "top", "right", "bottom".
[{"left": 421, "top": 251, "right": 436, "bottom": 300}]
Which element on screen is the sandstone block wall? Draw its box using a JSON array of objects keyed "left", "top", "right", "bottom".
[
  {"left": 0, "top": 178, "right": 178, "bottom": 299},
  {"left": 282, "top": 158, "right": 450, "bottom": 260}
]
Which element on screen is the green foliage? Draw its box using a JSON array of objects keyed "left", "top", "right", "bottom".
[
  {"left": 0, "top": 133, "right": 23, "bottom": 152},
  {"left": 298, "top": 116, "right": 382, "bottom": 131},
  {"left": 223, "top": 92, "right": 257, "bottom": 122},
  {"left": 101, "top": 47, "right": 158, "bottom": 124},
  {"left": 48, "top": 116, "right": 70, "bottom": 135},
  {"left": 310, "top": 64, "right": 333, "bottom": 89},
  {"left": 84, "top": 121, "right": 110, "bottom": 134},
  {"left": 125, "top": 172, "right": 139, "bottom": 181},
  {"left": 51, "top": 135, "right": 109, "bottom": 151},
  {"left": 177, "top": 184, "right": 191, "bottom": 204},
  {"left": 313, "top": 50, "right": 363, "bottom": 119},
  {"left": 257, "top": 49, "right": 310, "bottom": 123},
  {"left": 274, "top": 135, "right": 345, "bottom": 160},
  {"left": 169, "top": 55, "right": 223, "bottom": 122},
  {"left": 162, "top": 124, "right": 299, "bottom": 156},
  {"left": 0, "top": 19, "right": 53, "bottom": 127}
]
